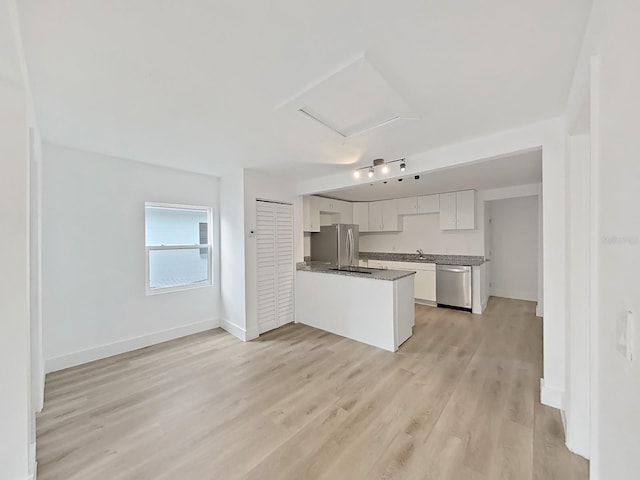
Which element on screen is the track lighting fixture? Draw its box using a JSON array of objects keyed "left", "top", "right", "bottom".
[{"left": 352, "top": 158, "right": 406, "bottom": 179}]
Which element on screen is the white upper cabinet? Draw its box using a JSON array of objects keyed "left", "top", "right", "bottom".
[
  {"left": 353, "top": 202, "right": 369, "bottom": 232},
  {"left": 303, "top": 196, "right": 320, "bottom": 232},
  {"left": 337, "top": 200, "right": 353, "bottom": 223},
  {"left": 439, "top": 192, "right": 458, "bottom": 230},
  {"left": 381, "top": 199, "right": 399, "bottom": 231},
  {"left": 368, "top": 201, "right": 384, "bottom": 232},
  {"left": 439, "top": 190, "right": 475, "bottom": 230},
  {"left": 304, "top": 196, "right": 354, "bottom": 232},
  {"left": 417, "top": 194, "right": 439, "bottom": 214},
  {"left": 397, "top": 196, "right": 418, "bottom": 215},
  {"left": 305, "top": 190, "right": 473, "bottom": 233},
  {"left": 455, "top": 190, "right": 475, "bottom": 229},
  {"left": 370, "top": 200, "right": 399, "bottom": 231}
]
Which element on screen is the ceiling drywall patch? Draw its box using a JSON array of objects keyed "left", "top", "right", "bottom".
[{"left": 278, "top": 55, "right": 419, "bottom": 140}]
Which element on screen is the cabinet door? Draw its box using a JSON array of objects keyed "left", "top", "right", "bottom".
[
  {"left": 336, "top": 199, "right": 353, "bottom": 223},
  {"left": 397, "top": 196, "right": 418, "bottom": 215},
  {"left": 303, "top": 196, "right": 311, "bottom": 231},
  {"left": 367, "top": 260, "right": 386, "bottom": 269},
  {"left": 353, "top": 202, "right": 369, "bottom": 232},
  {"left": 414, "top": 270, "right": 436, "bottom": 301},
  {"left": 368, "top": 201, "right": 384, "bottom": 232},
  {"left": 456, "top": 190, "right": 475, "bottom": 229},
  {"left": 381, "top": 199, "right": 399, "bottom": 231},
  {"left": 417, "top": 194, "right": 439, "bottom": 214},
  {"left": 439, "top": 192, "right": 457, "bottom": 230},
  {"left": 303, "top": 196, "right": 320, "bottom": 232},
  {"left": 314, "top": 196, "right": 332, "bottom": 212}
]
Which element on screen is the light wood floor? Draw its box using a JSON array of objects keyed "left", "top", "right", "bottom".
[{"left": 37, "top": 297, "right": 589, "bottom": 479}]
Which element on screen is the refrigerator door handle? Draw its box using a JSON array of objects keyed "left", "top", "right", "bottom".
[{"left": 350, "top": 229, "right": 354, "bottom": 265}]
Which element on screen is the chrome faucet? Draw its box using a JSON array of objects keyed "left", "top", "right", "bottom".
[{"left": 416, "top": 249, "right": 425, "bottom": 258}]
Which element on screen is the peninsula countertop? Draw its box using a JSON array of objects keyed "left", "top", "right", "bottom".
[{"left": 296, "top": 262, "right": 416, "bottom": 281}]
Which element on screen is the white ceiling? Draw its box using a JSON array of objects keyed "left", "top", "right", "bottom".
[
  {"left": 18, "top": 0, "right": 591, "bottom": 179},
  {"left": 321, "top": 149, "right": 542, "bottom": 202}
]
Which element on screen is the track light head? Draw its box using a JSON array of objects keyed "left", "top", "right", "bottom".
[
  {"left": 353, "top": 169, "right": 360, "bottom": 178},
  {"left": 368, "top": 167, "right": 374, "bottom": 178},
  {"left": 400, "top": 162, "right": 406, "bottom": 172}
]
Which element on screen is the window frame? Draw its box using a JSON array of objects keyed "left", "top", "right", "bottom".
[{"left": 144, "top": 202, "right": 213, "bottom": 295}]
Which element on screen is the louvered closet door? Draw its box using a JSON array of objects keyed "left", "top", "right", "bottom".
[{"left": 257, "top": 201, "right": 294, "bottom": 334}]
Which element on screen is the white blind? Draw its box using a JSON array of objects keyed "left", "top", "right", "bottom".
[{"left": 257, "top": 201, "right": 294, "bottom": 333}]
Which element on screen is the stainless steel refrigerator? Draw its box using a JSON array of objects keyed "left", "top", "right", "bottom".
[{"left": 310, "top": 224, "right": 359, "bottom": 266}]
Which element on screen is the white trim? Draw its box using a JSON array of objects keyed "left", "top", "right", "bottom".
[
  {"left": 588, "top": 53, "right": 601, "bottom": 479},
  {"left": 146, "top": 277, "right": 213, "bottom": 296},
  {"left": 28, "top": 442, "right": 36, "bottom": 480},
  {"left": 144, "top": 203, "right": 214, "bottom": 295},
  {"left": 220, "top": 318, "right": 259, "bottom": 342},
  {"left": 45, "top": 318, "right": 219, "bottom": 372},
  {"left": 490, "top": 289, "right": 538, "bottom": 302},
  {"left": 536, "top": 303, "right": 543, "bottom": 317},
  {"left": 415, "top": 299, "right": 436, "bottom": 307},
  {"left": 540, "top": 378, "right": 564, "bottom": 409}
]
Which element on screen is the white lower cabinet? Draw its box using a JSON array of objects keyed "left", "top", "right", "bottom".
[
  {"left": 365, "top": 259, "right": 436, "bottom": 303},
  {"left": 414, "top": 270, "right": 436, "bottom": 303}
]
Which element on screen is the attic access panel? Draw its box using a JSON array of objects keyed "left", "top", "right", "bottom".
[{"left": 279, "top": 55, "right": 418, "bottom": 139}]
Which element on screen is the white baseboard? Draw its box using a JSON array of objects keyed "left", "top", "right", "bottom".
[
  {"left": 246, "top": 326, "right": 259, "bottom": 341},
  {"left": 220, "top": 318, "right": 259, "bottom": 341},
  {"left": 45, "top": 318, "right": 219, "bottom": 373},
  {"left": 540, "top": 378, "right": 564, "bottom": 409},
  {"left": 415, "top": 299, "right": 436, "bottom": 307},
  {"left": 28, "top": 441, "right": 37, "bottom": 480},
  {"left": 536, "top": 303, "right": 543, "bottom": 317},
  {"left": 490, "top": 288, "right": 538, "bottom": 302},
  {"left": 221, "top": 318, "right": 247, "bottom": 340}
]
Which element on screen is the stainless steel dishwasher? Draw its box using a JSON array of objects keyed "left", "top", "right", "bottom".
[{"left": 436, "top": 265, "right": 472, "bottom": 311}]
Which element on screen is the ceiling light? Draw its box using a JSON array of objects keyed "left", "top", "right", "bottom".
[{"left": 351, "top": 158, "right": 406, "bottom": 179}]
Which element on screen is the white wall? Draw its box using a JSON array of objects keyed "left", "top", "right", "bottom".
[
  {"left": 0, "top": 2, "right": 31, "bottom": 478},
  {"left": 42, "top": 144, "right": 220, "bottom": 371},
  {"left": 219, "top": 169, "right": 247, "bottom": 339},
  {"left": 540, "top": 135, "right": 568, "bottom": 410},
  {"left": 243, "top": 170, "right": 303, "bottom": 338},
  {"left": 219, "top": 169, "right": 303, "bottom": 341},
  {"left": 488, "top": 196, "right": 539, "bottom": 301},
  {"left": 564, "top": 133, "right": 591, "bottom": 458},
  {"left": 588, "top": 1, "right": 640, "bottom": 477},
  {"left": 359, "top": 195, "right": 485, "bottom": 256}
]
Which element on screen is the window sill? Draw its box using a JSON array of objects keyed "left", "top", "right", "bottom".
[{"left": 146, "top": 281, "right": 213, "bottom": 296}]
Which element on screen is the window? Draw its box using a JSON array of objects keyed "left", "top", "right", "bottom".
[{"left": 145, "top": 203, "right": 212, "bottom": 294}]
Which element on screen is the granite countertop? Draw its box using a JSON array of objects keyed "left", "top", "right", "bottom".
[
  {"left": 296, "top": 262, "right": 416, "bottom": 281},
  {"left": 360, "top": 252, "right": 486, "bottom": 266}
]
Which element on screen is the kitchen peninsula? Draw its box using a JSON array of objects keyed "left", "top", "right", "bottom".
[{"left": 295, "top": 263, "right": 415, "bottom": 352}]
